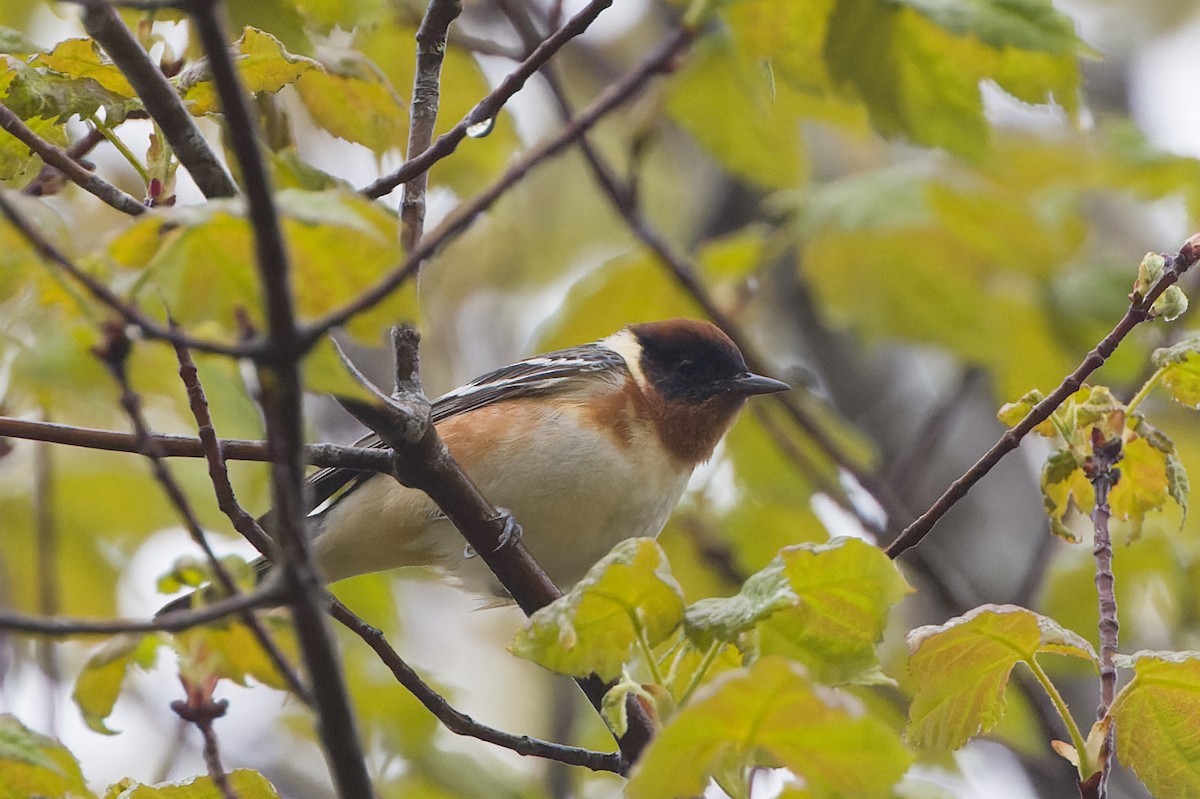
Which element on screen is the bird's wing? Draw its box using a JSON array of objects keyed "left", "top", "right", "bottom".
[{"left": 302, "top": 342, "right": 628, "bottom": 516}]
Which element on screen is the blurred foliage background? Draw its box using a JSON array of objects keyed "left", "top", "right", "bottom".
[{"left": 2, "top": 0, "right": 1200, "bottom": 797}]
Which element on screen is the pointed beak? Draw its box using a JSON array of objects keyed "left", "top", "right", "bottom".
[{"left": 727, "top": 372, "right": 790, "bottom": 396}]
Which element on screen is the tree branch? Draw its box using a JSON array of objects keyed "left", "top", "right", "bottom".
[
  {"left": 0, "top": 191, "right": 261, "bottom": 358},
  {"left": 78, "top": 0, "right": 237, "bottom": 199},
  {"left": 401, "top": 0, "right": 462, "bottom": 251},
  {"left": 308, "top": 25, "right": 695, "bottom": 341},
  {"left": 0, "top": 416, "right": 393, "bottom": 472},
  {"left": 0, "top": 585, "right": 286, "bottom": 636},
  {"left": 0, "top": 102, "right": 146, "bottom": 214},
  {"left": 360, "top": 0, "right": 613, "bottom": 199},
  {"left": 187, "top": 1, "right": 372, "bottom": 795},
  {"left": 328, "top": 599, "right": 623, "bottom": 773},
  {"left": 886, "top": 234, "right": 1200, "bottom": 559}
]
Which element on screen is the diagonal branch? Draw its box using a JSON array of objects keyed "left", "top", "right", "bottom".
[
  {"left": 360, "top": 0, "right": 613, "bottom": 199},
  {"left": 308, "top": 25, "right": 695, "bottom": 342},
  {"left": 328, "top": 598, "right": 623, "bottom": 773},
  {"left": 0, "top": 103, "right": 146, "bottom": 214},
  {"left": 886, "top": 234, "right": 1200, "bottom": 559},
  {"left": 78, "top": 0, "right": 237, "bottom": 199},
  {"left": 0, "top": 191, "right": 261, "bottom": 358}
]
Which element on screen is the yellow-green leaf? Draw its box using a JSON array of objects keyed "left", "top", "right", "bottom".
[
  {"left": 33, "top": 38, "right": 135, "bottom": 97},
  {"left": 101, "top": 769, "right": 281, "bottom": 799},
  {"left": 1110, "top": 651, "right": 1200, "bottom": 799},
  {"left": 294, "top": 59, "right": 407, "bottom": 155},
  {"left": 0, "top": 714, "right": 96, "bottom": 799},
  {"left": 72, "top": 634, "right": 160, "bottom": 735},
  {"left": 173, "top": 614, "right": 299, "bottom": 692},
  {"left": 180, "top": 28, "right": 317, "bottom": 115},
  {"left": 510, "top": 539, "right": 684, "bottom": 681},
  {"left": 627, "top": 657, "right": 911, "bottom": 799},
  {"left": 1153, "top": 338, "right": 1200, "bottom": 409},
  {"left": 906, "top": 604, "right": 1095, "bottom": 750}
]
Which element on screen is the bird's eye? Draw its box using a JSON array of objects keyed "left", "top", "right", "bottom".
[{"left": 677, "top": 359, "right": 697, "bottom": 374}]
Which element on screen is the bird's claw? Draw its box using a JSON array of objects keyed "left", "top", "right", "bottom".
[{"left": 493, "top": 508, "right": 523, "bottom": 552}]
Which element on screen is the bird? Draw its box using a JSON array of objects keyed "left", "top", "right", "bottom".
[{"left": 164, "top": 318, "right": 789, "bottom": 610}]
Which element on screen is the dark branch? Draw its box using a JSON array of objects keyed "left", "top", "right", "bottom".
[
  {"left": 401, "top": 0, "right": 462, "bottom": 250},
  {"left": 328, "top": 599, "right": 623, "bottom": 773},
  {"left": 359, "top": 0, "right": 614, "bottom": 199},
  {"left": 309, "top": 25, "right": 695, "bottom": 341},
  {"left": 187, "top": 1, "right": 373, "bottom": 794},
  {"left": 0, "top": 191, "right": 261, "bottom": 358},
  {"left": 0, "top": 585, "right": 286, "bottom": 636},
  {"left": 0, "top": 416, "right": 393, "bottom": 472},
  {"left": 79, "top": 0, "right": 237, "bottom": 199},
  {"left": 0, "top": 102, "right": 146, "bottom": 214}
]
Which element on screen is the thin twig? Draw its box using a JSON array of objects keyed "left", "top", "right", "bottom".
[
  {"left": 187, "top": 1, "right": 373, "bottom": 795},
  {"left": 0, "top": 416, "right": 394, "bottom": 472},
  {"left": 0, "top": 192, "right": 261, "bottom": 358},
  {"left": 886, "top": 234, "right": 1200, "bottom": 559},
  {"left": 0, "top": 103, "right": 146, "bottom": 214},
  {"left": 309, "top": 25, "right": 695, "bottom": 341},
  {"left": 169, "top": 332, "right": 310, "bottom": 699},
  {"left": 170, "top": 692, "right": 238, "bottom": 799},
  {"left": 401, "top": 0, "right": 462, "bottom": 251},
  {"left": 0, "top": 585, "right": 287, "bottom": 636},
  {"left": 327, "top": 599, "right": 623, "bottom": 773},
  {"left": 360, "top": 0, "right": 614, "bottom": 199},
  {"left": 1085, "top": 430, "right": 1122, "bottom": 798},
  {"left": 93, "top": 323, "right": 309, "bottom": 701},
  {"left": 79, "top": 0, "right": 237, "bottom": 199}
]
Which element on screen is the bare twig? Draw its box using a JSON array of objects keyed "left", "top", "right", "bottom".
[
  {"left": 401, "top": 0, "right": 462, "bottom": 250},
  {"left": 79, "top": 0, "right": 237, "bottom": 199},
  {"left": 187, "top": 1, "right": 372, "bottom": 794},
  {"left": 0, "top": 192, "right": 261, "bottom": 358},
  {"left": 170, "top": 691, "right": 238, "bottom": 799},
  {"left": 0, "top": 103, "right": 146, "bottom": 214},
  {"left": 886, "top": 234, "right": 1200, "bottom": 560},
  {"left": 93, "top": 323, "right": 309, "bottom": 700},
  {"left": 309, "top": 25, "right": 695, "bottom": 340},
  {"left": 1084, "top": 429, "right": 1122, "bottom": 798},
  {"left": 327, "top": 599, "right": 623, "bottom": 772},
  {"left": 0, "top": 585, "right": 286, "bottom": 636},
  {"left": 360, "top": 0, "right": 614, "bottom": 199},
  {"left": 0, "top": 416, "right": 394, "bottom": 472}
]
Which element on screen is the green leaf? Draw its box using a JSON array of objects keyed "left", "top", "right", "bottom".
[
  {"left": 1152, "top": 337, "right": 1200, "bottom": 409},
  {"left": 1110, "top": 651, "right": 1200, "bottom": 799},
  {"left": 72, "top": 634, "right": 160, "bottom": 735},
  {"left": 1109, "top": 435, "right": 1171, "bottom": 536},
  {"left": 32, "top": 38, "right": 135, "bottom": 97},
  {"left": 173, "top": 614, "right": 298, "bottom": 692},
  {"left": 757, "top": 538, "right": 913, "bottom": 684},
  {"left": 2, "top": 52, "right": 139, "bottom": 124},
  {"left": 687, "top": 538, "right": 911, "bottom": 684},
  {"left": 100, "top": 769, "right": 281, "bottom": 798},
  {"left": 627, "top": 657, "right": 912, "bottom": 799},
  {"left": 180, "top": 28, "right": 318, "bottom": 115},
  {"left": 510, "top": 538, "right": 685, "bottom": 680},
  {"left": 906, "top": 604, "right": 1095, "bottom": 750},
  {"left": 0, "top": 714, "right": 96, "bottom": 799},
  {"left": 892, "top": 0, "right": 1084, "bottom": 55}
]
